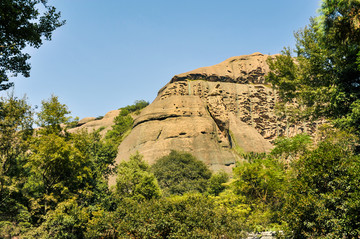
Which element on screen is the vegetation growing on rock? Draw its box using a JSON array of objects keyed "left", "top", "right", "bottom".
[{"left": 105, "top": 100, "right": 149, "bottom": 146}]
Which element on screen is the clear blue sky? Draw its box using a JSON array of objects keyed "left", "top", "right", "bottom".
[{"left": 5, "top": 0, "right": 321, "bottom": 120}]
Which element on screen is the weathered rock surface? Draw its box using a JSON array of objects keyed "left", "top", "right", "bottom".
[
  {"left": 111, "top": 53, "right": 320, "bottom": 185},
  {"left": 64, "top": 53, "right": 322, "bottom": 186},
  {"left": 78, "top": 117, "right": 96, "bottom": 125},
  {"left": 115, "top": 96, "right": 239, "bottom": 170},
  {"left": 171, "top": 52, "right": 273, "bottom": 84},
  {"left": 68, "top": 110, "right": 119, "bottom": 137}
]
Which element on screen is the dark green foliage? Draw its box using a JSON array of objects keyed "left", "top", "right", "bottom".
[
  {"left": 105, "top": 114, "right": 133, "bottom": 144},
  {"left": 69, "top": 130, "right": 117, "bottom": 211},
  {"left": 230, "top": 151, "right": 302, "bottom": 231},
  {"left": 25, "top": 130, "right": 117, "bottom": 239},
  {"left": 24, "top": 198, "right": 90, "bottom": 239},
  {"left": 284, "top": 130, "right": 360, "bottom": 238},
  {"left": 120, "top": 100, "right": 149, "bottom": 115},
  {"left": 0, "top": 0, "right": 65, "bottom": 90},
  {"left": 113, "top": 193, "right": 245, "bottom": 239},
  {"left": 267, "top": 0, "right": 360, "bottom": 135},
  {"left": 105, "top": 100, "right": 148, "bottom": 146},
  {"left": 72, "top": 130, "right": 117, "bottom": 179},
  {"left": 23, "top": 95, "right": 92, "bottom": 218},
  {"left": 151, "top": 151, "right": 212, "bottom": 195},
  {"left": 0, "top": 94, "right": 33, "bottom": 177},
  {"left": 115, "top": 153, "right": 161, "bottom": 202},
  {"left": 207, "top": 171, "right": 229, "bottom": 196},
  {"left": 271, "top": 133, "right": 312, "bottom": 161},
  {"left": 233, "top": 153, "right": 287, "bottom": 215},
  {"left": 266, "top": 49, "right": 299, "bottom": 103},
  {"left": 0, "top": 95, "right": 33, "bottom": 236},
  {"left": 0, "top": 95, "right": 117, "bottom": 238},
  {"left": 265, "top": 2, "right": 360, "bottom": 234}
]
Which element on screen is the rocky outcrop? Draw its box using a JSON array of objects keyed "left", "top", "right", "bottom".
[
  {"left": 101, "top": 53, "right": 323, "bottom": 186},
  {"left": 68, "top": 110, "right": 120, "bottom": 137},
  {"left": 115, "top": 96, "right": 239, "bottom": 170},
  {"left": 171, "top": 52, "right": 273, "bottom": 84},
  {"left": 111, "top": 53, "right": 320, "bottom": 186},
  {"left": 158, "top": 77, "right": 317, "bottom": 143}
]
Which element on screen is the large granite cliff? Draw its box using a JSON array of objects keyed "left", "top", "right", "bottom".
[
  {"left": 105, "top": 53, "right": 319, "bottom": 184},
  {"left": 72, "top": 53, "right": 321, "bottom": 185}
]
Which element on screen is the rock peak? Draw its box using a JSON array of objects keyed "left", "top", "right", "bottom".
[
  {"left": 110, "top": 53, "right": 320, "bottom": 185},
  {"left": 171, "top": 53, "right": 274, "bottom": 85}
]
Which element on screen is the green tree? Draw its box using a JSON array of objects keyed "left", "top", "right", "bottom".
[
  {"left": 114, "top": 193, "right": 245, "bottom": 239},
  {"left": 151, "top": 151, "right": 212, "bottom": 195},
  {"left": 267, "top": 0, "right": 360, "bottom": 134},
  {"left": 105, "top": 100, "right": 149, "bottom": 146},
  {"left": 23, "top": 130, "right": 117, "bottom": 238},
  {"left": 23, "top": 198, "right": 90, "bottom": 239},
  {"left": 271, "top": 133, "right": 312, "bottom": 162},
  {"left": 1, "top": 95, "right": 123, "bottom": 238},
  {"left": 36, "top": 95, "right": 74, "bottom": 135},
  {"left": 229, "top": 153, "right": 288, "bottom": 231},
  {"left": 0, "top": 0, "right": 65, "bottom": 90},
  {"left": 0, "top": 94, "right": 33, "bottom": 238},
  {"left": 0, "top": 94, "right": 33, "bottom": 180},
  {"left": 120, "top": 100, "right": 149, "bottom": 115},
  {"left": 25, "top": 133, "right": 91, "bottom": 215},
  {"left": 207, "top": 171, "right": 229, "bottom": 196},
  {"left": 233, "top": 153, "right": 287, "bottom": 211},
  {"left": 24, "top": 96, "right": 90, "bottom": 219},
  {"left": 72, "top": 130, "right": 116, "bottom": 180},
  {"left": 70, "top": 129, "right": 117, "bottom": 210},
  {"left": 105, "top": 114, "right": 133, "bottom": 145},
  {"left": 115, "top": 153, "right": 161, "bottom": 202},
  {"left": 284, "top": 130, "right": 360, "bottom": 238}
]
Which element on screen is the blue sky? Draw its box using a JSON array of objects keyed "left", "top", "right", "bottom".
[{"left": 5, "top": 0, "right": 321, "bottom": 120}]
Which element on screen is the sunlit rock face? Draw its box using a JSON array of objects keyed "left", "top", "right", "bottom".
[
  {"left": 68, "top": 110, "right": 120, "bottom": 137},
  {"left": 109, "top": 53, "right": 318, "bottom": 185}
]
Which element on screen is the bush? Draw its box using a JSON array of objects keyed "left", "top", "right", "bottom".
[
  {"left": 106, "top": 100, "right": 149, "bottom": 146},
  {"left": 115, "top": 193, "right": 246, "bottom": 238},
  {"left": 120, "top": 100, "right": 149, "bottom": 115},
  {"left": 284, "top": 131, "right": 360, "bottom": 238},
  {"left": 151, "top": 151, "right": 212, "bottom": 195},
  {"left": 207, "top": 171, "right": 229, "bottom": 196},
  {"left": 115, "top": 153, "right": 161, "bottom": 202}
]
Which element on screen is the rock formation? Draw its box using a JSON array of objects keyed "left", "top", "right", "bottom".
[
  {"left": 68, "top": 110, "right": 119, "bottom": 137},
  {"left": 110, "top": 52, "right": 319, "bottom": 185}
]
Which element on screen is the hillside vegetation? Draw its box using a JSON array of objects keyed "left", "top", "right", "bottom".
[{"left": 1, "top": 0, "right": 360, "bottom": 238}]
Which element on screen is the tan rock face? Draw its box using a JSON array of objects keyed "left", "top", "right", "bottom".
[
  {"left": 68, "top": 110, "right": 120, "bottom": 137},
  {"left": 171, "top": 52, "right": 272, "bottom": 84},
  {"left": 111, "top": 53, "right": 319, "bottom": 185},
  {"left": 116, "top": 96, "right": 238, "bottom": 171}
]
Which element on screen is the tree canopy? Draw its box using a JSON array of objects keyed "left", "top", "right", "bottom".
[
  {"left": 0, "top": 0, "right": 65, "bottom": 90},
  {"left": 267, "top": 0, "right": 360, "bottom": 135},
  {"left": 284, "top": 130, "right": 360, "bottom": 238},
  {"left": 151, "top": 151, "right": 212, "bottom": 195}
]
